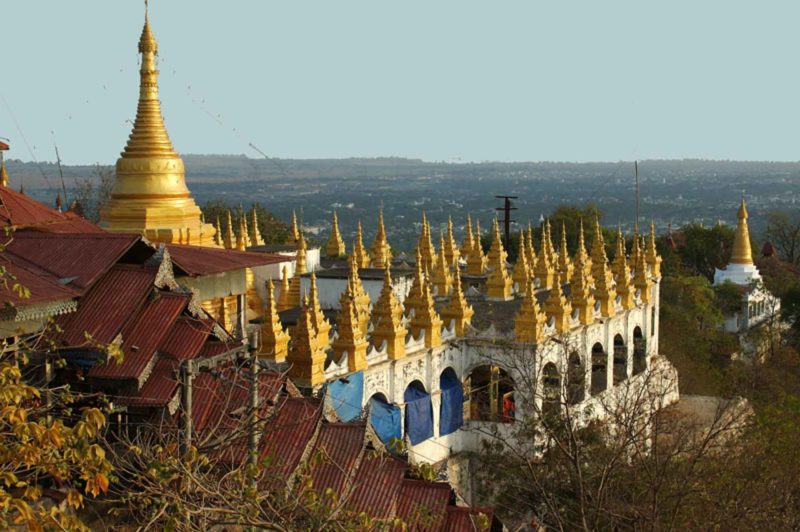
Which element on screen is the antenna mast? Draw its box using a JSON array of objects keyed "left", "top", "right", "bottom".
[{"left": 634, "top": 161, "right": 640, "bottom": 234}]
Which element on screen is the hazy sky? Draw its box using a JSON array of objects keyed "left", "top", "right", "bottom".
[{"left": 2, "top": 1, "right": 798, "bottom": 164}]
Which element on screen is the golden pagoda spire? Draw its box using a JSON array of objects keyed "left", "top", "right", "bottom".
[
  {"left": 277, "top": 265, "right": 292, "bottom": 312},
  {"left": 260, "top": 279, "right": 289, "bottom": 362},
  {"left": 613, "top": 230, "right": 635, "bottom": 310},
  {"left": 249, "top": 207, "right": 264, "bottom": 247},
  {"left": 223, "top": 210, "right": 235, "bottom": 249},
  {"left": 352, "top": 222, "right": 371, "bottom": 268},
  {"left": 404, "top": 248, "right": 427, "bottom": 318},
  {"left": 347, "top": 254, "right": 371, "bottom": 335},
  {"left": 466, "top": 219, "right": 487, "bottom": 275},
  {"left": 332, "top": 284, "right": 368, "bottom": 372},
  {"left": 287, "top": 210, "right": 300, "bottom": 244},
  {"left": 731, "top": 198, "right": 754, "bottom": 265},
  {"left": 512, "top": 241, "right": 530, "bottom": 295},
  {"left": 575, "top": 219, "right": 592, "bottom": 279},
  {"left": 460, "top": 214, "right": 475, "bottom": 260},
  {"left": 441, "top": 266, "right": 474, "bottom": 336},
  {"left": 535, "top": 222, "right": 555, "bottom": 289},
  {"left": 99, "top": 8, "right": 215, "bottom": 246},
  {"left": 633, "top": 246, "right": 651, "bottom": 304},
  {"left": 235, "top": 214, "right": 247, "bottom": 251},
  {"left": 308, "top": 272, "right": 332, "bottom": 351},
  {"left": 370, "top": 209, "right": 392, "bottom": 269},
  {"left": 287, "top": 296, "right": 327, "bottom": 388},
  {"left": 212, "top": 215, "right": 222, "bottom": 247},
  {"left": 515, "top": 279, "right": 545, "bottom": 344},
  {"left": 525, "top": 223, "right": 537, "bottom": 272},
  {"left": 557, "top": 222, "right": 574, "bottom": 281},
  {"left": 325, "top": 210, "right": 346, "bottom": 258},
  {"left": 646, "top": 221, "right": 662, "bottom": 278},
  {"left": 0, "top": 155, "right": 9, "bottom": 188},
  {"left": 287, "top": 235, "right": 306, "bottom": 308},
  {"left": 487, "top": 218, "right": 507, "bottom": 266},
  {"left": 611, "top": 227, "right": 627, "bottom": 279},
  {"left": 370, "top": 265, "right": 407, "bottom": 359},
  {"left": 591, "top": 217, "right": 617, "bottom": 317},
  {"left": 443, "top": 216, "right": 460, "bottom": 268},
  {"left": 545, "top": 271, "right": 572, "bottom": 333},
  {"left": 486, "top": 221, "right": 513, "bottom": 301},
  {"left": 431, "top": 231, "right": 453, "bottom": 296},
  {"left": 409, "top": 276, "right": 443, "bottom": 348},
  {"left": 544, "top": 220, "right": 557, "bottom": 263},
  {"left": 630, "top": 232, "right": 642, "bottom": 277},
  {"left": 570, "top": 233, "right": 595, "bottom": 326},
  {"left": 416, "top": 212, "right": 437, "bottom": 272}
]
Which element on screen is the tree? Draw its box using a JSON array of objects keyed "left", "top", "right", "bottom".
[
  {"left": 72, "top": 165, "right": 114, "bottom": 223},
  {"left": 676, "top": 223, "right": 735, "bottom": 281},
  {"left": 766, "top": 211, "right": 800, "bottom": 266}
]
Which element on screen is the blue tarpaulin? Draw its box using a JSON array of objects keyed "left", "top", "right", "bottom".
[
  {"left": 404, "top": 384, "right": 433, "bottom": 445},
  {"left": 370, "top": 395, "right": 402, "bottom": 446},
  {"left": 439, "top": 370, "right": 463, "bottom": 436},
  {"left": 328, "top": 371, "right": 364, "bottom": 422}
]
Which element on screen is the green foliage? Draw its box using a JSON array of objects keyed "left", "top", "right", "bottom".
[
  {"left": 674, "top": 223, "right": 736, "bottom": 280},
  {"left": 766, "top": 210, "right": 800, "bottom": 265}
]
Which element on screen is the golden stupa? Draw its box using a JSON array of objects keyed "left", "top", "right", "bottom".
[{"left": 99, "top": 10, "right": 216, "bottom": 246}]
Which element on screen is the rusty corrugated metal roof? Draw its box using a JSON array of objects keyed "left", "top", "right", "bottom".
[
  {"left": 308, "top": 423, "right": 365, "bottom": 497},
  {"left": 89, "top": 291, "right": 189, "bottom": 380},
  {"left": 116, "top": 357, "right": 178, "bottom": 407},
  {"left": 396, "top": 479, "right": 451, "bottom": 531},
  {"left": 56, "top": 264, "right": 158, "bottom": 347},
  {"left": 167, "top": 243, "right": 286, "bottom": 276},
  {"left": 8, "top": 231, "right": 144, "bottom": 291},
  {"left": 158, "top": 316, "right": 214, "bottom": 361},
  {"left": 0, "top": 186, "right": 68, "bottom": 227},
  {"left": 443, "top": 506, "right": 495, "bottom": 532},
  {"left": 0, "top": 253, "right": 77, "bottom": 308},
  {"left": 260, "top": 397, "right": 322, "bottom": 481},
  {"left": 347, "top": 453, "right": 407, "bottom": 518}
]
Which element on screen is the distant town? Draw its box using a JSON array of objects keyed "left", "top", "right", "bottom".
[{"left": 8, "top": 156, "right": 800, "bottom": 249}]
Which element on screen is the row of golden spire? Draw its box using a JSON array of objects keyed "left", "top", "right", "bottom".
[{"left": 259, "top": 209, "right": 662, "bottom": 386}]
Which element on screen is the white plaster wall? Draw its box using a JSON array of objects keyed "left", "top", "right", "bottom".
[{"left": 302, "top": 274, "right": 413, "bottom": 310}]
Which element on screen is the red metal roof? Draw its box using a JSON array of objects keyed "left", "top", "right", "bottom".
[
  {"left": 0, "top": 186, "right": 68, "bottom": 228},
  {"left": 158, "top": 317, "right": 214, "bottom": 361},
  {"left": 198, "top": 339, "right": 241, "bottom": 359},
  {"left": 0, "top": 253, "right": 77, "bottom": 308},
  {"left": 167, "top": 243, "right": 286, "bottom": 276},
  {"left": 7, "top": 231, "right": 143, "bottom": 291},
  {"left": 260, "top": 397, "right": 322, "bottom": 481},
  {"left": 34, "top": 212, "right": 105, "bottom": 234},
  {"left": 396, "top": 479, "right": 451, "bottom": 531},
  {"left": 89, "top": 291, "right": 189, "bottom": 380},
  {"left": 56, "top": 264, "right": 158, "bottom": 347},
  {"left": 308, "top": 423, "right": 365, "bottom": 496},
  {"left": 443, "top": 506, "right": 495, "bottom": 532},
  {"left": 117, "top": 357, "right": 179, "bottom": 407},
  {"left": 347, "top": 454, "right": 407, "bottom": 518},
  {"left": 0, "top": 141, "right": 8, "bottom": 151}
]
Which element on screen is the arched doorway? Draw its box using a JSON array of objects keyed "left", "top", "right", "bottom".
[
  {"left": 464, "top": 365, "right": 515, "bottom": 422},
  {"left": 404, "top": 381, "right": 433, "bottom": 446},
  {"left": 369, "top": 393, "right": 401, "bottom": 450},
  {"left": 613, "top": 334, "right": 628, "bottom": 385},
  {"left": 439, "top": 368, "right": 463, "bottom": 436},
  {"left": 542, "top": 362, "right": 561, "bottom": 419},
  {"left": 591, "top": 342, "right": 608, "bottom": 395},
  {"left": 567, "top": 351, "right": 585, "bottom": 404},
  {"left": 633, "top": 326, "right": 646, "bottom": 375}
]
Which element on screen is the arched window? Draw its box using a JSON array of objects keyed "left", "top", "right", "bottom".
[
  {"left": 633, "top": 327, "right": 646, "bottom": 375},
  {"left": 613, "top": 334, "right": 628, "bottom": 385},
  {"left": 542, "top": 362, "right": 561, "bottom": 419},
  {"left": 591, "top": 342, "right": 608, "bottom": 395},
  {"left": 404, "top": 381, "right": 433, "bottom": 446},
  {"left": 567, "top": 352, "right": 585, "bottom": 404},
  {"left": 464, "top": 365, "right": 514, "bottom": 422},
  {"left": 439, "top": 368, "right": 463, "bottom": 436},
  {"left": 369, "top": 393, "right": 401, "bottom": 449}
]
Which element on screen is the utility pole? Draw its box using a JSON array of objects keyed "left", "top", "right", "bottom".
[
  {"left": 495, "top": 195, "right": 518, "bottom": 250},
  {"left": 181, "top": 359, "right": 194, "bottom": 529},
  {"left": 248, "top": 329, "right": 260, "bottom": 482}
]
